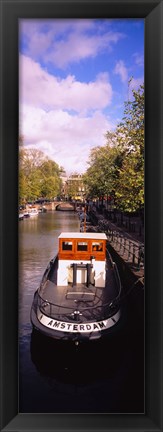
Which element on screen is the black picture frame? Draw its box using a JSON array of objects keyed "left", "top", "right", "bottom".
[{"left": 1, "top": 0, "right": 162, "bottom": 431}]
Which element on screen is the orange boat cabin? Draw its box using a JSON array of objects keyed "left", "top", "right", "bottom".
[{"left": 57, "top": 232, "right": 107, "bottom": 288}]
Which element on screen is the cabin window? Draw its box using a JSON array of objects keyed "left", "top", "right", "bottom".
[
  {"left": 92, "top": 242, "right": 103, "bottom": 252},
  {"left": 77, "top": 242, "right": 88, "bottom": 251},
  {"left": 62, "top": 241, "right": 73, "bottom": 251}
]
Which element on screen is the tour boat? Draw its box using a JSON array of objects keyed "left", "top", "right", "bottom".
[{"left": 31, "top": 232, "right": 122, "bottom": 342}]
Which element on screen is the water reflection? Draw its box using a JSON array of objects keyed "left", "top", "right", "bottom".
[
  {"left": 30, "top": 328, "right": 124, "bottom": 386},
  {"left": 19, "top": 211, "right": 80, "bottom": 337}
]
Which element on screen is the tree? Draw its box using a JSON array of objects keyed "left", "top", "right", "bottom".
[
  {"left": 106, "top": 83, "right": 144, "bottom": 157},
  {"left": 41, "top": 176, "right": 61, "bottom": 199},
  {"left": 40, "top": 159, "right": 62, "bottom": 199},
  {"left": 83, "top": 145, "right": 123, "bottom": 202},
  {"left": 19, "top": 135, "right": 24, "bottom": 146},
  {"left": 19, "top": 169, "right": 29, "bottom": 204},
  {"left": 115, "top": 154, "right": 144, "bottom": 212},
  {"left": 83, "top": 82, "right": 144, "bottom": 214},
  {"left": 27, "top": 168, "right": 43, "bottom": 201},
  {"left": 19, "top": 148, "right": 62, "bottom": 204},
  {"left": 106, "top": 83, "right": 144, "bottom": 213},
  {"left": 19, "top": 148, "right": 48, "bottom": 176}
]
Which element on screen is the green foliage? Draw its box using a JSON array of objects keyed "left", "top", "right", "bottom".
[
  {"left": 85, "top": 82, "right": 144, "bottom": 213},
  {"left": 19, "top": 82, "right": 144, "bottom": 213},
  {"left": 83, "top": 145, "right": 124, "bottom": 200},
  {"left": 113, "top": 83, "right": 144, "bottom": 212},
  {"left": 19, "top": 148, "right": 62, "bottom": 204},
  {"left": 115, "top": 154, "right": 144, "bottom": 212}
]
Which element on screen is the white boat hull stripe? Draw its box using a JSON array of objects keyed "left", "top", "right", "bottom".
[{"left": 37, "top": 308, "right": 121, "bottom": 333}]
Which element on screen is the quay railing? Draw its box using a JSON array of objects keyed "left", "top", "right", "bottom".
[
  {"left": 106, "top": 229, "right": 144, "bottom": 270},
  {"left": 90, "top": 212, "right": 144, "bottom": 271}
]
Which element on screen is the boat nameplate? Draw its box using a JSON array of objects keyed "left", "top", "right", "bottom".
[{"left": 37, "top": 307, "right": 120, "bottom": 333}]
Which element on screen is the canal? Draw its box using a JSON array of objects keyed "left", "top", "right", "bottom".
[{"left": 19, "top": 210, "right": 144, "bottom": 413}]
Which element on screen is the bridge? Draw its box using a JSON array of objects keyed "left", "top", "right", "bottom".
[{"left": 25, "top": 200, "right": 82, "bottom": 212}]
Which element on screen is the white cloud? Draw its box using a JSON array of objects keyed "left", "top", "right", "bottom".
[
  {"left": 133, "top": 53, "right": 144, "bottom": 67},
  {"left": 19, "top": 53, "right": 115, "bottom": 174},
  {"left": 19, "top": 104, "right": 114, "bottom": 174},
  {"left": 20, "top": 19, "right": 125, "bottom": 68},
  {"left": 114, "top": 60, "right": 128, "bottom": 83},
  {"left": 45, "top": 31, "right": 124, "bottom": 68},
  {"left": 19, "top": 20, "right": 144, "bottom": 175},
  {"left": 19, "top": 54, "right": 113, "bottom": 112}
]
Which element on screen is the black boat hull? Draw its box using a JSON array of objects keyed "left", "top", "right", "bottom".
[
  {"left": 30, "top": 232, "right": 123, "bottom": 342},
  {"left": 31, "top": 290, "right": 123, "bottom": 342}
]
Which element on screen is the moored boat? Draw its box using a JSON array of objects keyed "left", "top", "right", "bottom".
[
  {"left": 38, "top": 206, "right": 47, "bottom": 213},
  {"left": 31, "top": 232, "right": 122, "bottom": 342},
  {"left": 19, "top": 213, "right": 24, "bottom": 221},
  {"left": 29, "top": 208, "right": 39, "bottom": 217},
  {"left": 23, "top": 211, "right": 30, "bottom": 218}
]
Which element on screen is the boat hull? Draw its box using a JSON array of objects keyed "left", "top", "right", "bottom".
[
  {"left": 30, "top": 232, "right": 123, "bottom": 342},
  {"left": 31, "top": 290, "right": 122, "bottom": 342}
]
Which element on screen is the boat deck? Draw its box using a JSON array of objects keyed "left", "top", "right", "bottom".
[{"left": 38, "top": 255, "right": 120, "bottom": 322}]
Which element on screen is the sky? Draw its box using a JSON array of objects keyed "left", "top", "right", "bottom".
[{"left": 19, "top": 19, "right": 144, "bottom": 175}]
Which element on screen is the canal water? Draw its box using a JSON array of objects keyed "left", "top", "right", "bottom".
[{"left": 19, "top": 211, "right": 144, "bottom": 414}]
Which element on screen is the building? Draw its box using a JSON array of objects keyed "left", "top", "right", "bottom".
[{"left": 66, "top": 174, "right": 86, "bottom": 201}]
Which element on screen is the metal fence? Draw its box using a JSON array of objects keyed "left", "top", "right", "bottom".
[{"left": 106, "top": 229, "right": 144, "bottom": 270}]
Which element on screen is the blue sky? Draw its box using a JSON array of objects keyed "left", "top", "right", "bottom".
[{"left": 19, "top": 18, "right": 144, "bottom": 174}]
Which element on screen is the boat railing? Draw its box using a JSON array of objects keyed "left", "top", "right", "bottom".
[
  {"left": 37, "top": 287, "right": 121, "bottom": 322},
  {"left": 40, "top": 257, "right": 56, "bottom": 289},
  {"left": 113, "top": 261, "right": 122, "bottom": 299}
]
